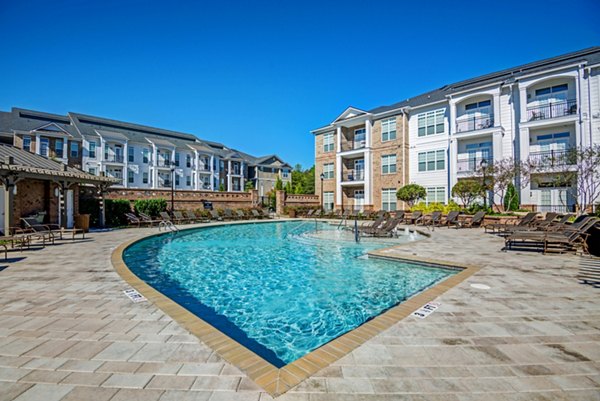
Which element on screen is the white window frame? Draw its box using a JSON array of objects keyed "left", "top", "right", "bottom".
[
  {"left": 142, "top": 148, "right": 149, "bottom": 164},
  {"left": 128, "top": 146, "right": 134, "bottom": 162},
  {"left": 89, "top": 141, "right": 96, "bottom": 158},
  {"left": 418, "top": 149, "right": 446, "bottom": 172},
  {"left": 382, "top": 188, "right": 397, "bottom": 211},
  {"left": 70, "top": 142, "right": 79, "bottom": 158},
  {"left": 55, "top": 140, "right": 64, "bottom": 158},
  {"left": 142, "top": 172, "right": 149, "bottom": 184},
  {"left": 23, "top": 136, "right": 32, "bottom": 152},
  {"left": 323, "top": 163, "right": 334, "bottom": 179},
  {"left": 381, "top": 118, "right": 397, "bottom": 142},
  {"left": 381, "top": 154, "right": 397, "bottom": 174},
  {"left": 323, "top": 132, "right": 334, "bottom": 152},
  {"left": 417, "top": 109, "right": 445, "bottom": 137},
  {"left": 40, "top": 138, "right": 49, "bottom": 157},
  {"left": 128, "top": 170, "right": 135, "bottom": 184},
  {"left": 323, "top": 191, "right": 334, "bottom": 211},
  {"left": 425, "top": 186, "right": 446, "bottom": 205}
]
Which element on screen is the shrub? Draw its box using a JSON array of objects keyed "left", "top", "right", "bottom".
[
  {"left": 134, "top": 198, "right": 167, "bottom": 218},
  {"left": 504, "top": 183, "right": 519, "bottom": 212},
  {"left": 451, "top": 179, "right": 483, "bottom": 208},
  {"left": 396, "top": 184, "right": 427, "bottom": 208},
  {"left": 78, "top": 197, "right": 100, "bottom": 227},
  {"left": 105, "top": 199, "right": 131, "bottom": 227}
]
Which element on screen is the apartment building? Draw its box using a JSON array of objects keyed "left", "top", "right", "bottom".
[
  {"left": 312, "top": 47, "right": 600, "bottom": 213},
  {"left": 0, "top": 108, "right": 291, "bottom": 193}
]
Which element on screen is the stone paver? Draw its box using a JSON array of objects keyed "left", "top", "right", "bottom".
[{"left": 0, "top": 222, "right": 598, "bottom": 400}]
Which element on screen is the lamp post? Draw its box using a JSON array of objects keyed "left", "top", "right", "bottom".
[
  {"left": 170, "top": 166, "right": 175, "bottom": 213},
  {"left": 320, "top": 173, "right": 325, "bottom": 211},
  {"left": 480, "top": 158, "right": 488, "bottom": 209}
]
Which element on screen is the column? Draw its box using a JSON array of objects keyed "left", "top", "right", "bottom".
[
  {"left": 492, "top": 92, "right": 501, "bottom": 127},
  {"left": 59, "top": 183, "right": 67, "bottom": 228},
  {"left": 210, "top": 155, "right": 215, "bottom": 191},
  {"left": 123, "top": 141, "right": 129, "bottom": 188},
  {"left": 152, "top": 144, "right": 158, "bottom": 189},
  {"left": 336, "top": 126, "right": 342, "bottom": 152},
  {"left": 449, "top": 138, "right": 458, "bottom": 199},
  {"left": 335, "top": 154, "right": 342, "bottom": 207},
  {"left": 448, "top": 99, "right": 457, "bottom": 135},
  {"left": 240, "top": 162, "right": 245, "bottom": 192},
  {"left": 227, "top": 160, "right": 232, "bottom": 191},
  {"left": 518, "top": 86, "right": 528, "bottom": 124},
  {"left": 364, "top": 150, "right": 372, "bottom": 205},
  {"left": 63, "top": 138, "right": 68, "bottom": 162},
  {"left": 35, "top": 134, "right": 41, "bottom": 154},
  {"left": 364, "top": 119, "right": 372, "bottom": 148},
  {"left": 3, "top": 178, "right": 14, "bottom": 236}
]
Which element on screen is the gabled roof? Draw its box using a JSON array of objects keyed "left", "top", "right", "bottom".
[
  {"left": 6, "top": 108, "right": 81, "bottom": 139},
  {"left": 333, "top": 106, "right": 368, "bottom": 122},
  {"left": 0, "top": 144, "right": 117, "bottom": 184}
]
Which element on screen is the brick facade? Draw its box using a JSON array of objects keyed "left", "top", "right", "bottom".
[{"left": 11, "top": 179, "right": 80, "bottom": 227}]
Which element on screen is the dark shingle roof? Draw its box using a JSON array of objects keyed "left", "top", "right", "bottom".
[
  {"left": 7, "top": 108, "right": 81, "bottom": 139},
  {"left": 369, "top": 46, "right": 600, "bottom": 114}
]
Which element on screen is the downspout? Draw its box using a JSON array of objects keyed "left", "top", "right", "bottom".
[
  {"left": 577, "top": 64, "right": 584, "bottom": 148},
  {"left": 585, "top": 66, "right": 593, "bottom": 146}
]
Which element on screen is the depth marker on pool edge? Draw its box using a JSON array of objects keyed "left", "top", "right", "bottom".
[
  {"left": 124, "top": 288, "right": 147, "bottom": 303},
  {"left": 412, "top": 302, "right": 440, "bottom": 319}
]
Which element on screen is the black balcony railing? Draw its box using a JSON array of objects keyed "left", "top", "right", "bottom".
[
  {"left": 456, "top": 115, "right": 494, "bottom": 133},
  {"left": 342, "top": 169, "right": 365, "bottom": 182},
  {"left": 104, "top": 154, "right": 124, "bottom": 163},
  {"left": 456, "top": 157, "right": 493, "bottom": 175},
  {"left": 199, "top": 165, "right": 211, "bottom": 171},
  {"left": 527, "top": 99, "right": 577, "bottom": 121},
  {"left": 536, "top": 204, "right": 575, "bottom": 213},
  {"left": 528, "top": 149, "right": 575, "bottom": 168},
  {"left": 157, "top": 159, "right": 172, "bottom": 167}
]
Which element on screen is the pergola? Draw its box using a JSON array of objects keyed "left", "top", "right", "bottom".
[{"left": 0, "top": 144, "right": 118, "bottom": 235}]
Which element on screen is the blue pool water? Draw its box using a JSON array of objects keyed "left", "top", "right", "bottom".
[{"left": 123, "top": 221, "right": 456, "bottom": 367}]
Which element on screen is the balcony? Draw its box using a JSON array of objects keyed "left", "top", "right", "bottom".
[
  {"left": 156, "top": 159, "right": 172, "bottom": 167},
  {"left": 104, "top": 154, "right": 124, "bottom": 163},
  {"left": 340, "top": 140, "right": 366, "bottom": 152},
  {"left": 527, "top": 99, "right": 577, "bottom": 122},
  {"left": 341, "top": 169, "right": 365, "bottom": 182},
  {"left": 456, "top": 156, "right": 492, "bottom": 176},
  {"left": 198, "top": 165, "right": 211, "bottom": 172},
  {"left": 528, "top": 149, "right": 575, "bottom": 169},
  {"left": 456, "top": 115, "right": 494, "bottom": 133}
]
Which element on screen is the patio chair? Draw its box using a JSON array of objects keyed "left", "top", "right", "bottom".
[
  {"left": 259, "top": 209, "right": 273, "bottom": 219},
  {"left": 173, "top": 211, "right": 191, "bottom": 224},
  {"left": 501, "top": 212, "right": 559, "bottom": 234},
  {"left": 210, "top": 210, "right": 223, "bottom": 221},
  {"left": 305, "top": 209, "right": 315, "bottom": 218},
  {"left": 416, "top": 211, "right": 442, "bottom": 227},
  {"left": 403, "top": 211, "right": 422, "bottom": 225},
  {"left": 505, "top": 216, "right": 598, "bottom": 254},
  {"left": 440, "top": 211, "right": 460, "bottom": 227},
  {"left": 22, "top": 217, "right": 85, "bottom": 241},
  {"left": 224, "top": 209, "right": 238, "bottom": 220},
  {"left": 366, "top": 217, "right": 401, "bottom": 237},
  {"left": 19, "top": 218, "right": 55, "bottom": 245},
  {"left": 251, "top": 209, "right": 262, "bottom": 219},
  {"left": 357, "top": 214, "right": 386, "bottom": 234},
  {"left": 236, "top": 210, "right": 248, "bottom": 220},
  {"left": 125, "top": 213, "right": 143, "bottom": 228},
  {"left": 160, "top": 211, "right": 174, "bottom": 223},
  {"left": 139, "top": 212, "right": 162, "bottom": 226},
  {"left": 577, "top": 257, "right": 600, "bottom": 286},
  {"left": 453, "top": 211, "right": 486, "bottom": 229},
  {"left": 484, "top": 212, "right": 537, "bottom": 233}
]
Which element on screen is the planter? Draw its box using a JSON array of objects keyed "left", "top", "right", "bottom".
[
  {"left": 75, "top": 214, "right": 90, "bottom": 232},
  {"left": 288, "top": 209, "right": 297, "bottom": 218}
]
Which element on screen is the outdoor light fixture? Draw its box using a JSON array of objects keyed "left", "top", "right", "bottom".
[{"left": 320, "top": 173, "right": 325, "bottom": 210}]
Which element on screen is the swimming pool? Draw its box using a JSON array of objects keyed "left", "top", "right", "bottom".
[{"left": 123, "top": 221, "right": 456, "bottom": 367}]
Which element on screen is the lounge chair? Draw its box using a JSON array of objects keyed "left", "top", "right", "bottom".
[
  {"left": 224, "top": 209, "right": 238, "bottom": 220},
  {"left": 236, "top": 210, "right": 248, "bottom": 220},
  {"left": 500, "top": 212, "right": 559, "bottom": 234},
  {"left": 173, "top": 211, "right": 191, "bottom": 224},
  {"left": 305, "top": 209, "right": 315, "bottom": 218},
  {"left": 259, "top": 209, "right": 273, "bottom": 219},
  {"left": 210, "top": 210, "right": 223, "bottom": 221},
  {"left": 357, "top": 214, "right": 386, "bottom": 234},
  {"left": 366, "top": 217, "right": 401, "bottom": 237},
  {"left": 249, "top": 209, "right": 261, "bottom": 219},
  {"left": 139, "top": 212, "right": 162, "bottom": 226},
  {"left": 23, "top": 217, "right": 86, "bottom": 241},
  {"left": 416, "top": 211, "right": 442, "bottom": 227},
  {"left": 403, "top": 211, "right": 422, "bottom": 225},
  {"left": 19, "top": 219, "right": 55, "bottom": 245},
  {"left": 505, "top": 216, "right": 598, "bottom": 254},
  {"left": 160, "top": 211, "right": 174, "bottom": 223},
  {"left": 440, "top": 211, "right": 460, "bottom": 227},
  {"left": 453, "top": 211, "right": 486, "bottom": 229},
  {"left": 578, "top": 257, "right": 600, "bottom": 286},
  {"left": 125, "top": 213, "right": 143, "bottom": 228},
  {"left": 484, "top": 212, "right": 538, "bottom": 233}
]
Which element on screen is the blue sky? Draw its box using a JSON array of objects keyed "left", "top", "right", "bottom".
[{"left": 1, "top": 0, "right": 598, "bottom": 167}]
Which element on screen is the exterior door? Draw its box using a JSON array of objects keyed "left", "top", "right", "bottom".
[
  {"left": 354, "top": 190, "right": 364, "bottom": 212},
  {"left": 66, "top": 190, "right": 74, "bottom": 228},
  {"left": 354, "top": 159, "right": 365, "bottom": 180}
]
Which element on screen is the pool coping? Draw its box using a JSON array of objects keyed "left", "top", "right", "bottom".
[{"left": 111, "top": 219, "right": 480, "bottom": 397}]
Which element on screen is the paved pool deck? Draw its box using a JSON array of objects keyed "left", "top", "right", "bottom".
[{"left": 0, "top": 220, "right": 599, "bottom": 401}]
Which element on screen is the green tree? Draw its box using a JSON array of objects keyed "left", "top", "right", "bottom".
[
  {"left": 274, "top": 176, "right": 283, "bottom": 191},
  {"left": 284, "top": 181, "right": 292, "bottom": 194},
  {"left": 396, "top": 184, "right": 427, "bottom": 208},
  {"left": 245, "top": 180, "right": 255, "bottom": 191},
  {"left": 504, "top": 183, "right": 519, "bottom": 211},
  {"left": 451, "top": 179, "right": 483, "bottom": 208},
  {"left": 219, "top": 183, "right": 225, "bottom": 192}
]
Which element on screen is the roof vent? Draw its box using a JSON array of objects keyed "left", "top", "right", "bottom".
[
  {"left": 4, "top": 156, "right": 14, "bottom": 165},
  {"left": 63, "top": 164, "right": 68, "bottom": 171}
]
